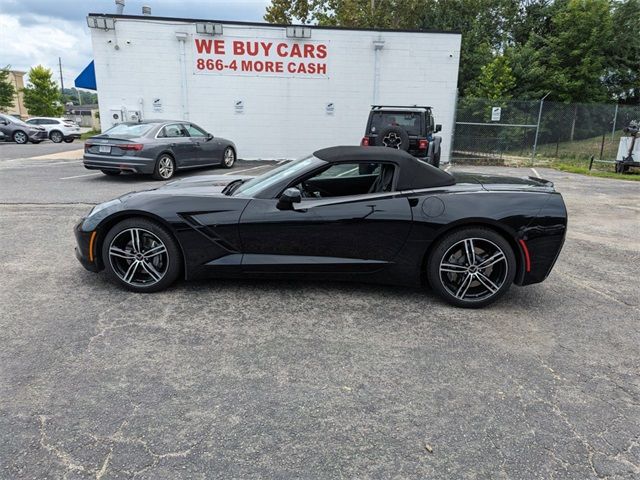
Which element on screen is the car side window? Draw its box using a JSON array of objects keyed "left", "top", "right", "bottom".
[
  {"left": 160, "top": 124, "right": 187, "bottom": 138},
  {"left": 295, "top": 162, "right": 395, "bottom": 199},
  {"left": 27, "top": 119, "right": 39, "bottom": 125},
  {"left": 184, "top": 124, "right": 207, "bottom": 137}
]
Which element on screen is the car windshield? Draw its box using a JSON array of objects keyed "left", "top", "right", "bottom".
[
  {"left": 2, "top": 114, "right": 29, "bottom": 126},
  {"left": 370, "top": 112, "right": 421, "bottom": 135},
  {"left": 233, "top": 155, "right": 323, "bottom": 197},
  {"left": 99, "top": 123, "right": 156, "bottom": 138}
]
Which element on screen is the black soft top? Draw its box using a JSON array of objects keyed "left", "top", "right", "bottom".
[{"left": 313, "top": 146, "right": 455, "bottom": 190}]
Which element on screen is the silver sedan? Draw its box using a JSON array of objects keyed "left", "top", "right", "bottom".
[{"left": 83, "top": 120, "right": 237, "bottom": 180}]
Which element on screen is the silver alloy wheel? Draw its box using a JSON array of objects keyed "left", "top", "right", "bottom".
[
  {"left": 108, "top": 228, "right": 169, "bottom": 287},
  {"left": 14, "top": 131, "right": 27, "bottom": 144},
  {"left": 50, "top": 131, "right": 63, "bottom": 143},
  {"left": 223, "top": 147, "right": 235, "bottom": 167},
  {"left": 439, "top": 237, "right": 508, "bottom": 302},
  {"left": 158, "top": 156, "right": 174, "bottom": 179}
]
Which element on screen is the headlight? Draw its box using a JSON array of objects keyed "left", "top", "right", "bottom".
[{"left": 88, "top": 198, "right": 121, "bottom": 217}]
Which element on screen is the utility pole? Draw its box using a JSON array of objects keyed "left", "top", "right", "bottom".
[{"left": 58, "top": 57, "right": 64, "bottom": 94}]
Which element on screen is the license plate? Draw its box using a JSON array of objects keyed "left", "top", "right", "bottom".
[{"left": 98, "top": 145, "right": 111, "bottom": 153}]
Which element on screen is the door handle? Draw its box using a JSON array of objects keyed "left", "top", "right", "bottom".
[{"left": 408, "top": 198, "right": 419, "bottom": 207}]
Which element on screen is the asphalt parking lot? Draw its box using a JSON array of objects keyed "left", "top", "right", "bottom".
[{"left": 1, "top": 150, "right": 639, "bottom": 479}]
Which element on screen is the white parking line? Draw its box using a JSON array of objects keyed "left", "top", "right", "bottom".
[
  {"left": 224, "top": 165, "right": 272, "bottom": 175},
  {"left": 531, "top": 167, "right": 541, "bottom": 178},
  {"left": 0, "top": 160, "right": 82, "bottom": 170},
  {"left": 60, "top": 172, "right": 102, "bottom": 180}
]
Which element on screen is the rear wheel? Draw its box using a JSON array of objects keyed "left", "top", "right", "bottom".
[
  {"left": 101, "top": 218, "right": 182, "bottom": 293},
  {"left": 101, "top": 170, "right": 121, "bottom": 176},
  {"left": 222, "top": 147, "right": 236, "bottom": 168},
  {"left": 427, "top": 227, "right": 516, "bottom": 308},
  {"left": 152, "top": 154, "right": 175, "bottom": 180},
  {"left": 50, "top": 130, "right": 63, "bottom": 143},
  {"left": 13, "top": 131, "right": 28, "bottom": 144}
]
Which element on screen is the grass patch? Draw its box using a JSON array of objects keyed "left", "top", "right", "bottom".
[
  {"left": 545, "top": 159, "right": 640, "bottom": 181},
  {"left": 80, "top": 129, "right": 100, "bottom": 140}
]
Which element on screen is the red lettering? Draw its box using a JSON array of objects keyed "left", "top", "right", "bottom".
[
  {"left": 253, "top": 61, "right": 264, "bottom": 72},
  {"left": 287, "top": 62, "right": 296, "bottom": 73},
  {"left": 233, "top": 41, "right": 245, "bottom": 55},
  {"left": 275, "top": 62, "right": 283, "bottom": 73},
  {"left": 194, "top": 38, "right": 212, "bottom": 54},
  {"left": 316, "top": 44, "right": 327, "bottom": 59},
  {"left": 261, "top": 41, "right": 273, "bottom": 56},
  {"left": 276, "top": 43, "right": 288, "bottom": 57},
  {"left": 303, "top": 44, "right": 315, "bottom": 58},
  {"left": 214, "top": 39, "right": 225, "bottom": 55},
  {"left": 290, "top": 43, "right": 302, "bottom": 58},
  {"left": 316, "top": 63, "right": 327, "bottom": 74},
  {"left": 246, "top": 42, "right": 259, "bottom": 56},
  {"left": 241, "top": 60, "right": 253, "bottom": 71}
]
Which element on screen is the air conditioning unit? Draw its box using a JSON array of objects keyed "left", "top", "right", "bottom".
[
  {"left": 125, "top": 110, "right": 141, "bottom": 122},
  {"left": 109, "top": 108, "right": 123, "bottom": 125}
]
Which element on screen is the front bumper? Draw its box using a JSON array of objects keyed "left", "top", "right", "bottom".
[
  {"left": 29, "top": 130, "right": 48, "bottom": 141},
  {"left": 83, "top": 153, "right": 155, "bottom": 174},
  {"left": 74, "top": 220, "right": 101, "bottom": 272}
]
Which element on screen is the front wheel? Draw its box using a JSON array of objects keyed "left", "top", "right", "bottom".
[
  {"left": 152, "top": 154, "right": 176, "bottom": 180},
  {"left": 101, "top": 218, "right": 182, "bottom": 293},
  {"left": 222, "top": 147, "right": 236, "bottom": 168},
  {"left": 63, "top": 138, "right": 74, "bottom": 143},
  {"left": 50, "top": 131, "right": 64, "bottom": 143},
  {"left": 13, "top": 131, "right": 28, "bottom": 144},
  {"left": 426, "top": 227, "right": 516, "bottom": 308}
]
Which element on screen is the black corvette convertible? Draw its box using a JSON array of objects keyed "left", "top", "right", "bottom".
[{"left": 75, "top": 146, "right": 567, "bottom": 307}]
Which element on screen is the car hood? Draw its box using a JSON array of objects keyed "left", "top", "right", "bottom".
[
  {"left": 117, "top": 175, "right": 257, "bottom": 201},
  {"left": 452, "top": 172, "right": 555, "bottom": 192}
]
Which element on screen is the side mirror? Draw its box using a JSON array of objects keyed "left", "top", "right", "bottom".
[
  {"left": 0, "top": 120, "right": 7, "bottom": 125},
  {"left": 277, "top": 187, "right": 302, "bottom": 210},
  {"left": 207, "top": 133, "right": 214, "bottom": 140},
  {"left": 435, "top": 124, "right": 442, "bottom": 133}
]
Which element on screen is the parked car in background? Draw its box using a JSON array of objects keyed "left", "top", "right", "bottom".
[
  {"left": 362, "top": 105, "right": 443, "bottom": 167},
  {"left": 83, "top": 120, "right": 237, "bottom": 180},
  {"left": 0, "top": 113, "right": 48, "bottom": 144},
  {"left": 25, "top": 117, "right": 81, "bottom": 143}
]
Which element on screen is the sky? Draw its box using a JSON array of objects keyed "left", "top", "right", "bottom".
[{"left": 0, "top": 0, "right": 271, "bottom": 90}]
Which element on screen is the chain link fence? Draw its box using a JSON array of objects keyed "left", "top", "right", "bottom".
[{"left": 451, "top": 97, "right": 640, "bottom": 170}]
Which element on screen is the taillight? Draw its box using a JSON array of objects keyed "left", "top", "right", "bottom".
[
  {"left": 419, "top": 139, "right": 429, "bottom": 150},
  {"left": 117, "top": 144, "right": 144, "bottom": 151},
  {"left": 361, "top": 136, "right": 370, "bottom": 146}
]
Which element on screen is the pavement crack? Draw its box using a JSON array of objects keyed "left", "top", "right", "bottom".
[{"left": 38, "top": 415, "right": 87, "bottom": 475}]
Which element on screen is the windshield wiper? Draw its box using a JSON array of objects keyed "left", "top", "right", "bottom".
[{"left": 222, "top": 179, "right": 245, "bottom": 196}]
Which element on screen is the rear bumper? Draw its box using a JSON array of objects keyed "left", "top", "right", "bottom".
[
  {"left": 83, "top": 153, "right": 155, "bottom": 174},
  {"left": 74, "top": 220, "right": 102, "bottom": 272}
]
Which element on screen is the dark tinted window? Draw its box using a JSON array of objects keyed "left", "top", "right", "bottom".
[
  {"left": 160, "top": 124, "right": 188, "bottom": 138},
  {"left": 370, "top": 112, "right": 421, "bottom": 135}
]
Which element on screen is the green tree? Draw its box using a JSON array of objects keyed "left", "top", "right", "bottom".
[
  {"left": 22, "top": 65, "right": 64, "bottom": 117},
  {"left": 468, "top": 55, "right": 516, "bottom": 100},
  {"left": 0, "top": 66, "right": 15, "bottom": 111},
  {"left": 605, "top": 0, "right": 640, "bottom": 103}
]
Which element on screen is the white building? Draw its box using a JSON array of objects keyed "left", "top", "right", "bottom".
[{"left": 86, "top": 13, "right": 461, "bottom": 161}]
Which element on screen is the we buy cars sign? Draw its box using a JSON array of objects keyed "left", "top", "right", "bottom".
[{"left": 193, "top": 37, "right": 329, "bottom": 78}]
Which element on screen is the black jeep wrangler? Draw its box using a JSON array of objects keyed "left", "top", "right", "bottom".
[{"left": 361, "top": 105, "right": 443, "bottom": 167}]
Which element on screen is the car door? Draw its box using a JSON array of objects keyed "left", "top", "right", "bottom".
[
  {"left": 158, "top": 123, "right": 198, "bottom": 168},
  {"left": 183, "top": 123, "right": 219, "bottom": 166},
  {"left": 0, "top": 115, "right": 13, "bottom": 138},
  {"left": 238, "top": 161, "right": 413, "bottom": 274}
]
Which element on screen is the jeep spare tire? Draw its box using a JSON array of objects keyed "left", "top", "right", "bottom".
[{"left": 378, "top": 126, "right": 410, "bottom": 151}]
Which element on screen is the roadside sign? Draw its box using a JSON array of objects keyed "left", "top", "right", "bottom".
[{"left": 491, "top": 107, "right": 501, "bottom": 122}]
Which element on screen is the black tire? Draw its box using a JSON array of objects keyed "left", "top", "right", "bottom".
[
  {"left": 101, "top": 170, "right": 121, "bottom": 176},
  {"left": 13, "top": 130, "right": 28, "bottom": 144},
  {"left": 378, "top": 126, "right": 410, "bottom": 151},
  {"left": 431, "top": 150, "right": 441, "bottom": 168},
  {"left": 63, "top": 138, "right": 74, "bottom": 143},
  {"left": 221, "top": 146, "right": 236, "bottom": 168},
  {"left": 101, "top": 217, "right": 182, "bottom": 293},
  {"left": 50, "top": 130, "right": 63, "bottom": 143},
  {"left": 152, "top": 153, "right": 176, "bottom": 180},
  {"left": 427, "top": 227, "right": 516, "bottom": 308},
  {"left": 30, "top": 140, "right": 41, "bottom": 144}
]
